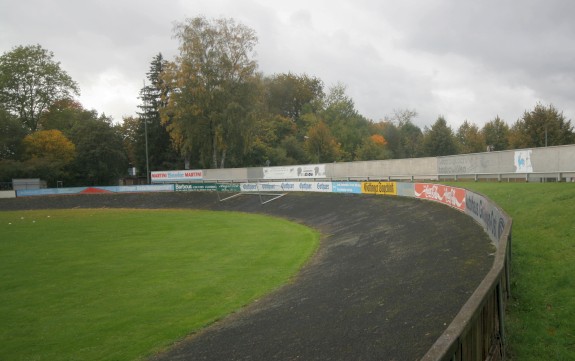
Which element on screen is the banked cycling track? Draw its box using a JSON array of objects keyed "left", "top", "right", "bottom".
[{"left": 0, "top": 191, "right": 494, "bottom": 360}]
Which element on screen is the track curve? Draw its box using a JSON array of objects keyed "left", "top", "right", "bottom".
[{"left": 0, "top": 192, "right": 494, "bottom": 360}]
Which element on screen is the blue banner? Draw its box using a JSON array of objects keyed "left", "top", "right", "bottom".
[{"left": 332, "top": 182, "right": 362, "bottom": 194}]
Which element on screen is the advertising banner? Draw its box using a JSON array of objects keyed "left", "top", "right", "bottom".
[
  {"left": 263, "top": 164, "right": 326, "bottom": 179},
  {"left": 297, "top": 182, "right": 332, "bottom": 192},
  {"left": 514, "top": 150, "right": 533, "bottom": 173},
  {"left": 332, "top": 182, "right": 362, "bottom": 194},
  {"left": 239, "top": 182, "right": 331, "bottom": 192},
  {"left": 175, "top": 183, "right": 217, "bottom": 192},
  {"left": 361, "top": 182, "right": 397, "bottom": 195},
  {"left": 151, "top": 169, "right": 203, "bottom": 182},
  {"left": 414, "top": 183, "right": 466, "bottom": 212},
  {"left": 240, "top": 183, "right": 258, "bottom": 192},
  {"left": 17, "top": 184, "right": 175, "bottom": 197},
  {"left": 217, "top": 184, "right": 241, "bottom": 192},
  {"left": 396, "top": 182, "right": 415, "bottom": 197},
  {"left": 465, "top": 191, "right": 508, "bottom": 244}
]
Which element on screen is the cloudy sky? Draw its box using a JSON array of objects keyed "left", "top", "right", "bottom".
[{"left": 1, "top": 0, "right": 574, "bottom": 129}]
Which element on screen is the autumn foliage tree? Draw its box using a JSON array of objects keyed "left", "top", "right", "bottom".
[
  {"left": 23, "top": 129, "right": 75, "bottom": 164},
  {"left": 305, "top": 120, "right": 341, "bottom": 163},
  {"left": 161, "top": 16, "right": 260, "bottom": 169}
]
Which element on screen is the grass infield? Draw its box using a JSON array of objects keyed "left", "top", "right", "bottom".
[
  {"left": 445, "top": 182, "right": 575, "bottom": 361},
  {"left": 0, "top": 209, "right": 319, "bottom": 361}
]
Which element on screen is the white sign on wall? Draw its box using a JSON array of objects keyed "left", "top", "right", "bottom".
[
  {"left": 514, "top": 150, "right": 533, "bottom": 173},
  {"left": 263, "top": 164, "right": 326, "bottom": 179}
]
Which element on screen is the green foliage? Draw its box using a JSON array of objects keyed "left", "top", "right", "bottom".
[
  {"left": 134, "top": 53, "right": 180, "bottom": 174},
  {"left": 161, "top": 17, "right": 260, "bottom": 169},
  {"left": 0, "top": 209, "right": 319, "bottom": 361},
  {"left": 421, "top": 116, "right": 458, "bottom": 156},
  {"left": 456, "top": 120, "right": 485, "bottom": 154},
  {"left": 67, "top": 116, "right": 128, "bottom": 186},
  {"left": 509, "top": 103, "right": 574, "bottom": 149},
  {"left": 0, "top": 107, "right": 26, "bottom": 160},
  {"left": 321, "top": 84, "right": 371, "bottom": 160},
  {"left": 355, "top": 134, "right": 390, "bottom": 160},
  {"left": 382, "top": 109, "right": 423, "bottom": 158},
  {"left": 266, "top": 73, "right": 324, "bottom": 123},
  {"left": 0, "top": 44, "right": 79, "bottom": 132},
  {"left": 482, "top": 116, "right": 510, "bottom": 151}
]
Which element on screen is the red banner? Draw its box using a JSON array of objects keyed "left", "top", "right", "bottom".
[{"left": 414, "top": 183, "right": 466, "bottom": 212}]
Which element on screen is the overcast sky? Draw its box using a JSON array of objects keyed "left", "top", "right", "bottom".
[{"left": 2, "top": 0, "right": 574, "bottom": 129}]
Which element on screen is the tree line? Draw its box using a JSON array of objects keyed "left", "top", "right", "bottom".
[{"left": 1, "top": 17, "right": 574, "bottom": 187}]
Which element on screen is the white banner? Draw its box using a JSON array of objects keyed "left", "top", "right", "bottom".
[
  {"left": 240, "top": 182, "right": 332, "bottom": 193},
  {"left": 263, "top": 164, "right": 326, "bottom": 179},
  {"left": 514, "top": 150, "right": 533, "bottom": 173}
]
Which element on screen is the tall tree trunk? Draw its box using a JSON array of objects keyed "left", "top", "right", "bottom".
[{"left": 220, "top": 149, "right": 226, "bottom": 168}]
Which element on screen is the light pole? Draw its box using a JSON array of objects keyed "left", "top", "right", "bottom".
[{"left": 143, "top": 80, "right": 150, "bottom": 184}]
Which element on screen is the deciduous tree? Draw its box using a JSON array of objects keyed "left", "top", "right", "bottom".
[
  {"left": 22, "top": 129, "right": 75, "bottom": 164},
  {"left": 0, "top": 107, "right": 26, "bottom": 160},
  {"left": 305, "top": 120, "right": 341, "bottom": 163},
  {"left": 456, "top": 120, "right": 485, "bottom": 154},
  {"left": 508, "top": 103, "right": 574, "bottom": 149},
  {"left": 161, "top": 17, "right": 259, "bottom": 168},
  {"left": 0, "top": 44, "right": 79, "bottom": 132}
]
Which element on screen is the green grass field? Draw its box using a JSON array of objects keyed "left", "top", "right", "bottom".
[
  {"left": 446, "top": 182, "right": 575, "bottom": 360},
  {"left": 0, "top": 209, "right": 319, "bottom": 361}
]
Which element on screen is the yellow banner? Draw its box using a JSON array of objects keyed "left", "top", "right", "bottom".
[{"left": 361, "top": 182, "right": 397, "bottom": 195}]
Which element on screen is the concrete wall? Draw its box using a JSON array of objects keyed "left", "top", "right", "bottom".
[
  {"left": 327, "top": 157, "right": 438, "bottom": 179},
  {"left": 438, "top": 144, "right": 575, "bottom": 176},
  {"left": 161, "top": 144, "right": 575, "bottom": 183}
]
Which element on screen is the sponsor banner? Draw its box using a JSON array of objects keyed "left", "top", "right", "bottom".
[
  {"left": 240, "top": 183, "right": 259, "bottom": 192},
  {"left": 258, "top": 182, "right": 284, "bottom": 192},
  {"left": 361, "top": 182, "right": 397, "bottom": 195},
  {"left": 175, "top": 183, "right": 217, "bottom": 192},
  {"left": 298, "top": 182, "right": 332, "bottom": 192},
  {"left": 151, "top": 169, "right": 203, "bottom": 182},
  {"left": 466, "top": 191, "right": 508, "bottom": 244},
  {"left": 217, "top": 183, "right": 241, "bottom": 192},
  {"left": 0, "top": 190, "right": 16, "bottom": 199},
  {"left": 514, "top": 150, "right": 533, "bottom": 173},
  {"left": 263, "top": 164, "right": 326, "bottom": 179},
  {"left": 239, "top": 182, "right": 332, "bottom": 192},
  {"left": 414, "top": 183, "right": 466, "bottom": 212},
  {"left": 332, "top": 182, "right": 362, "bottom": 194},
  {"left": 396, "top": 182, "right": 415, "bottom": 197},
  {"left": 17, "top": 188, "right": 79, "bottom": 197},
  {"left": 104, "top": 185, "right": 174, "bottom": 193},
  {"left": 17, "top": 184, "right": 175, "bottom": 197}
]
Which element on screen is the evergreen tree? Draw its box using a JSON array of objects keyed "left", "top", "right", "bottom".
[
  {"left": 482, "top": 116, "right": 509, "bottom": 151},
  {"left": 421, "top": 116, "right": 458, "bottom": 156},
  {"left": 137, "top": 53, "right": 180, "bottom": 175}
]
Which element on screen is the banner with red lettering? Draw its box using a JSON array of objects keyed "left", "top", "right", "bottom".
[
  {"left": 414, "top": 183, "right": 466, "bottom": 212},
  {"left": 151, "top": 170, "right": 203, "bottom": 182}
]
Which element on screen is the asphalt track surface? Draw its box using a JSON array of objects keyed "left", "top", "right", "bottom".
[{"left": 0, "top": 192, "right": 495, "bottom": 360}]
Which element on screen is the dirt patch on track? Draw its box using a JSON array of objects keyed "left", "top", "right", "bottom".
[{"left": 0, "top": 192, "right": 494, "bottom": 360}]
